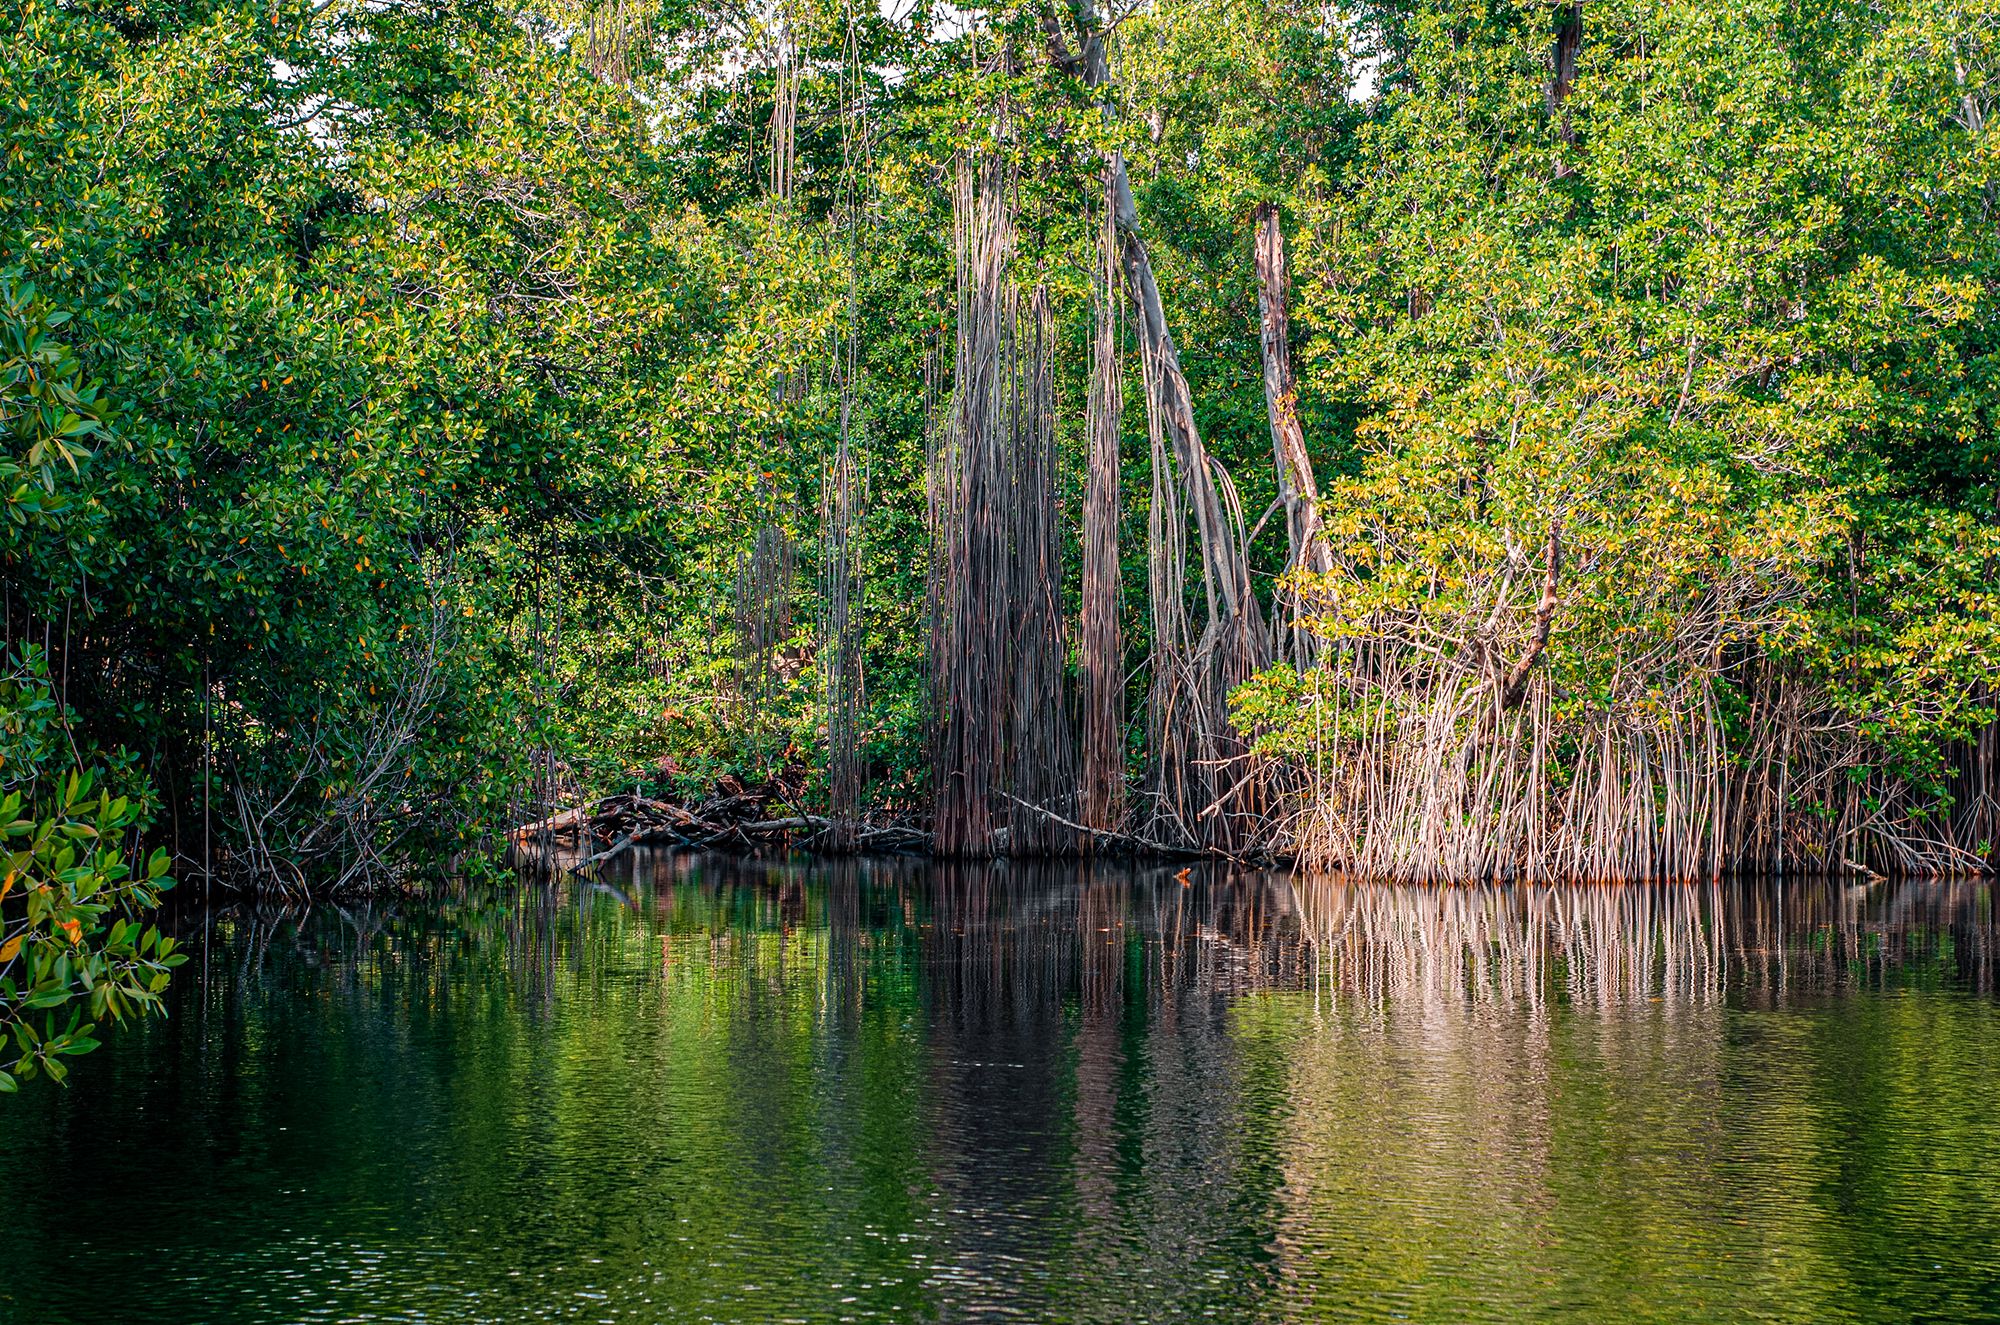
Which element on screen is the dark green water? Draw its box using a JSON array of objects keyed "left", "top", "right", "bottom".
[{"left": 4, "top": 855, "right": 1999, "bottom": 1323}]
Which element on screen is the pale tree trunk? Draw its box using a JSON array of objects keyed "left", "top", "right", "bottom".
[
  {"left": 1055, "top": 0, "right": 1260, "bottom": 636},
  {"left": 1112, "top": 171, "right": 1260, "bottom": 632},
  {"left": 1255, "top": 200, "right": 1330, "bottom": 667},
  {"left": 1053, "top": 0, "right": 1269, "bottom": 849}
]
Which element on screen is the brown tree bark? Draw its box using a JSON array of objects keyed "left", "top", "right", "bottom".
[
  {"left": 931, "top": 143, "right": 1075, "bottom": 856},
  {"left": 1499, "top": 520, "right": 1562, "bottom": 711},
  {"left": 1080, "top": 170, "right": 1126, "bottom": 834},
  {"left": 1548, "top": 4, "right": 1582, "bottom": 171}
]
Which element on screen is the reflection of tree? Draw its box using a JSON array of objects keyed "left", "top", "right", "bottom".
[
  {"left": 182, "top": 867, "right": 1995, "bottom": 1067},
  {"left": 1724, "top": 879, "right": 1996, "bottom": 999},
  {"left": 1265, "top": 877, "right": 2000, "bottom": 1322},
  {"left": 64, "top": 858, "right": 1992, "bottom": 1324},
  {"left": 1290, "top": 876, "right": 1996, "bottom": 1006}
]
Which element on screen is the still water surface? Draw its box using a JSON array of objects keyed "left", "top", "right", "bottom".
[{"left": 4, "top": 854, "right": 1999, "bottom": 1323}]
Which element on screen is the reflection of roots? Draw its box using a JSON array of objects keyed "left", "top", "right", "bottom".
[
  {"left": 530, "top": 852, "right": 1999, "bottom": 1011},
  {"left": 1292, "top": 880, "right": 1726, "bottom": 1008},
  {"left": 1292, "top": 876, "right": 1998, "bottom": 1006}
]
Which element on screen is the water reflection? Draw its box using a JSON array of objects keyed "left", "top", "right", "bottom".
[
  {"left": 243, "top": 856, "right": 1996, "bottom": 1016},
  {"left": 1292, "top": 875, "right": 1995, "bottom": 1007},
  {"left": 2, "top": 857, "right": 1996, "bottom": 1324}
]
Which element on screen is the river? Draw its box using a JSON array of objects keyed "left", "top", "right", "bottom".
[{"left": 3, "top": 854, "right": 1998, "bottom": 1322}]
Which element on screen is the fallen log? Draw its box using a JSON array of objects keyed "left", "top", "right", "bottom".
[
  {"left": 549, "top": 811, "right": 935, "bottom": 869},
  {"left": 509, "top": 800, "right": 609, "bottom": 841},
  {"left": 739, "top": 816, "right": 833, "bottom": 834},
  {"left": 583, "top": 831, "right": 641, "bottom": 869},
  {"left": 515, "top": 770, "right": 949, "bottom": 866}
]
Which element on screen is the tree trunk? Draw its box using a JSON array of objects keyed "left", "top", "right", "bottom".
[
  {"left": 1080, "top": 169, "right": 1125, "bottom": 834},
  {"left": 932, "top": 142, "right": 1075, "bottom": 856},
  {"left": 1058, "top": 0, "right": 1260, "bottom": 637},
  {"left": 1054, "top": 0, "right": 1268, "bottom": 849},
  {"left": 1254, "top": 200, "right": 1330, "bottom": 667},
  {"left": 1548, "top": 4, "right": 1582, "bottom": 171}
]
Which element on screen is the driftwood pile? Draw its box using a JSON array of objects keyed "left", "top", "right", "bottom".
[{"left": 510, "top": 774, "right": 932, "bottom": 870}]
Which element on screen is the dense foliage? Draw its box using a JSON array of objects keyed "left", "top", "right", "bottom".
[
  {"left": 0, "top": 282, "right": 181, "bottom": 1090},
  {"left": 0, "top": 0, "right": 1993, "bottom": 925},
  {"left": 1212, "top": 0, "right": 1997, "bottom": 878}
]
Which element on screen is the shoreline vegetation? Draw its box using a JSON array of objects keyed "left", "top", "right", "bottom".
[{"left": 5, "top": 0, "right": 2000, "bottom": 1079}]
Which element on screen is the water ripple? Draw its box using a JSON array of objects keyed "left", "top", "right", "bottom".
[{"left": 2, "top": 859, "right": 1996, "bottom": 1323}]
